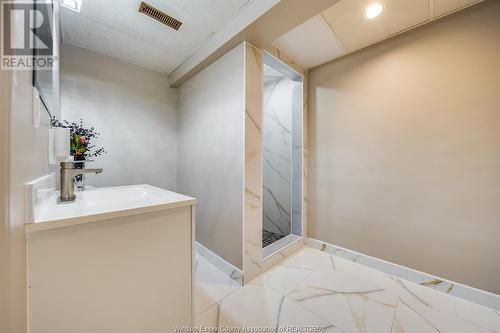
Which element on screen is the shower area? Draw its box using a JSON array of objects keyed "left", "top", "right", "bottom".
[
  {"left": 262, "top": 53, "right": 304, "bottom": 251},
  {"left": 178, "top": 42, "right": 305, "bottom": 284}
]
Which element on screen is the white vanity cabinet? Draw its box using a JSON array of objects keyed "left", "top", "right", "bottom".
[{"left": 26, "top": 185, "right": 195, "bottom": 333}]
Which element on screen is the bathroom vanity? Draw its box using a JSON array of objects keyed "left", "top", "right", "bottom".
[{"left": 26, "top": 183, "right": 196, "bottom": 333}]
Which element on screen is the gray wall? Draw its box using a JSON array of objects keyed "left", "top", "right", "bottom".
[
  {"left": 308, "top": 0, "right": 500, "bottom": 293},
  {"left": 61, "top": 43, "right": 178, "bottom": 190},
  {"left": 178, "top": 44, "right": 244, "bottom": 269}
]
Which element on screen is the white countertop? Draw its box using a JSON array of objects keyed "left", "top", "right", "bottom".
[{"left": 26, "top": 184, "right": 196, "bottom": 233}]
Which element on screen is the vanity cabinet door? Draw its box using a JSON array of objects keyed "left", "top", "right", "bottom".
[{"left": 28, "top": 206, "right": 194, "bottom": 333}]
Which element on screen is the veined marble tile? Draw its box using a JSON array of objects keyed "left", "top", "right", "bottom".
[
  {"left": 405, "top": 271, "right": 455, "bottom": 294},
  {"left": 243, "top": 42, "right": 306, "bottom": 284},
  {"left": 282, "top": 246, "right": 361, "bottom": 276},
  {"left": 212, "top": 247, "right": 498, "bottom": 333},
  {"left": 356, "top": 264, "right": 496, "bottom": 332},
  {"left": 248, "top": 246, "right": 362, "bottom": 298},
  {"left": 289, "top": 266, "right": 399, "bottom": 333},
  {"left": 403, "top": 278, "right": 456, "bottom": 316},
  {"left": 243, "top": 42, "right": 265, "bottom": 283},
  {"left": 355, "top": 266, "right": 456, "bottom": 317},
  {"left": 450, "top": 284, "right": 500, "bottom": 313},
  {"left": 262, "top": 69, "right": 293, "bottom": 237},
  {"left": 194, "top": 303, "right": 219, "bottom": 330},
  {"left": 196, "top": 242, "right": 243, "bottom": 285},
  {"left": 251, "top": 263, "right": 314, "bottom": 296},
  {"left": 393, "top": 299, "right": 492, "bottom": 333},
  {"left": 307, "top": 238, "right": 500, "bottom": 311},
  {"left": 195, "top": 253, "right": 240, "bottom": 315},
  {"left": 454, "top": 297, "right": 500, "bottom": 332},
  {"left": 219, "top": 282, "right": 336, "bottom": 332},
  {"left": 391, "top": 300, "right": 438, "bottom": 333}
]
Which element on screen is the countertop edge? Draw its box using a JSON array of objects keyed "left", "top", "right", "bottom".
[{"left": 26, "top": 199, "right": 196, "bottom": 234}]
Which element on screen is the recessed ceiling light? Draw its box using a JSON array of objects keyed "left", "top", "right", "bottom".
[{"left": 364, "top": 2, "right": 384, "bottom": 20}]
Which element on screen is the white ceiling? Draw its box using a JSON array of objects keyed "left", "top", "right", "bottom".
[
  {"left": 60, "top": 0, "right": 255, "bottom": 73},
  {"left": 272, "top": 0, "right": 483, "bottom": 69}
]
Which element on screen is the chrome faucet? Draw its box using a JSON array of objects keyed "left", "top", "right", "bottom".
[{"left": 59, "top": 161, "right": 103, "bottom": 203}]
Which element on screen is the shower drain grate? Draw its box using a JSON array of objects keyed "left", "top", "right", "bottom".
[{"left": 262, "top": 230, "right": 286, "bottom": 248}]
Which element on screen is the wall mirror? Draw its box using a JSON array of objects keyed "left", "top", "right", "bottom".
[
  {"left": 33, "top": 0, "right": 61, "bottom": 119},
  {"left": 262, "top": 51, "right": 303, "bottom": 255}
]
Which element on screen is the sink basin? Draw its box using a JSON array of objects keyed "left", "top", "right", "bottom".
[
  {"left": 79, "top": 185, "right": 166, "bottom": 208},
  {"left": 28, "top": 184, "right": 195, "bottom": 232}
]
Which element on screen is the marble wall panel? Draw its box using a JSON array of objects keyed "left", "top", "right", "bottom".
[{"left": 243, "top": 43, "right": 307, "bottom": 283}]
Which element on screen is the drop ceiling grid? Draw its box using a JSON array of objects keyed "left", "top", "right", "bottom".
[
  {"left": 318, "top": 12, "right": 344, "bottom": 48},
  {"left": 272, "top": 15, "right": 346, "bottom": 69},
  {"left": 322, "top": 0, "right": 430, "bottom": 52},
  {"left": 271, "top": 0, "right": 483, "bottom": 70},
  {"left": 433, "top": 0, "right": 483, "bottom": 17}
]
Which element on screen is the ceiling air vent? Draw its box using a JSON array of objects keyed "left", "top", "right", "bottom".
[{"left": 138, "top": 1, "right": 183, "bottom": 31}]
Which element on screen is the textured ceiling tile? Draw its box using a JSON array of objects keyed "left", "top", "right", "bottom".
[
  {"left": 169, "top": 0, "right": 249, "bottom": 28},
  {"left": 61, "top": 0, "right": 253, "bottom": 73},
  {"left": 61, "top": 9, "right": 184, "bottom": 73}
]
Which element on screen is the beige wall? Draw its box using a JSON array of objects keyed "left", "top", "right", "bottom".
[
  {"left": 308, "top": 0, "right": 500, "bottom": 293},
  {"left": 61, "top": 43, "right": 178, "bottom": 190}
]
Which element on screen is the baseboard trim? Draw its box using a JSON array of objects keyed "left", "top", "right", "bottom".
[
  {"left": 306, "top": 238, "right": 500, "bottom": 311},
  {"left": 195, "top": 242, "right": 243, "bottom": 285}
]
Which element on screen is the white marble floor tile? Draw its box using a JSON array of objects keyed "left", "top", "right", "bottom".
[
  {"left": 392, "top": 299, "right": 442, "bottom": 333},
  {"left": 195, "top": 303, "right": 220, "bottom": 330},
  {"left": 418, "top": 309, "right": 492, "bottom": 333},
  {"left": 393, "top": 297, "right": 495, "bottom": 333},
  {"left": 219, "top": 282, "right": 337, "bottom": 332},
  {"left": 251, "top": 264, "right": 314, "bottom": 296},
  {"left": 402, "top": 279, "right": 457, "bottom": 316},
  {"left": 454, "top": 297, "right": 500, "bottom": 332},
  {"left": 282, "top": 246, "right": 361, "bottom": 275},
  {"left": 289, "top": 266, "right": 399, "bottom": 333},
  {"left": 197, "top": 246, "right": 499, "bottom": 333},
  {"left": 195, "top": 253, "right": 240, "bottom": 315},
  {"left": 196, "top": 242, "right": 243, "bottom": 284},
  {"left": 356, "top": 265, "right": 457, "bottom": 315},
  {"left": 396, "top": 288, "right": 494, "bottom": 333},
  {"left": 356, "top": 261, "right": 495, "bottom": 332},
  {"left": 308, "top": 238, "right": 500, "bottom": 311}
]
